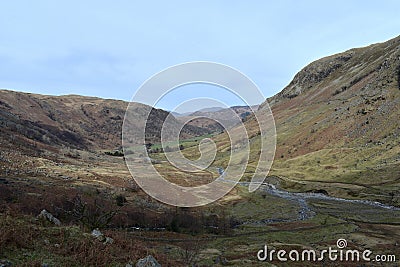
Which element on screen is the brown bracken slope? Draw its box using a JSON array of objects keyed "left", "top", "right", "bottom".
[
  {"left": 0, "top": 90, "right": 211, "bottom": 152},
  {"left": 254, "top": 35, "right": 400, "bottom": 202}
]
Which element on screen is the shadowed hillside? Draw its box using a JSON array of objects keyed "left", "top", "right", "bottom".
[{"left": 0, "top": 90, "right": 213, "bottom": 152}]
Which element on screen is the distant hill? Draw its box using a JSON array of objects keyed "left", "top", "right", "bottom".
[
  {"left": 173, "top": 107, "right": 225, "bottom": 117},
  {"left": 192, "top": 106, "right": 225, "bottom": 113},
  {"left": 0, "top": 90, "right": 214, "bottom": 153},
  {"left": 177, "top": 105, "right": 259, "bottom": 132}
]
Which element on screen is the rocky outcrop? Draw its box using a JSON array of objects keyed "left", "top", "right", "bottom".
[
  {"left": 262, "top": 35, "right": 400, "bottom": 108},
  {"left": 277, "top": 52, "right": 354, "bottom": 100}
]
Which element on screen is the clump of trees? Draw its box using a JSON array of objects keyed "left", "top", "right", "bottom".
[
  {"left": 104, "top": 150, "right": 124, "bottom": 157},
  {"left": 166, "top": 207, "right": 239, "bottom": 235},
  {"left": 146, "top": 143, "right": 185, "bottom": 154}
]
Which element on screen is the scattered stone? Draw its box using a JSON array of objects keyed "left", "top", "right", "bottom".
[
  {"left": 91, "top": 229, "right": 114, "bottom": 245},
  {"left": 91, "top": 228, "right": 105, "bottom": 242},
  {"left": 136, "top": 255, "right": 161, "bottom": 267},
  {"left": 37, "top": 209, "right": 61, "bottom": 226},
  {"left": 126, "top": 264, "right": 133, "bottom": 267},
  {"left": 104, "top": 236, "right": 114, "bottom": 245}
]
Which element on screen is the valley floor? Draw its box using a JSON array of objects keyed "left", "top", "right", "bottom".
[{"left": 0, "top": 146, "right": 399, "bottom": 266}]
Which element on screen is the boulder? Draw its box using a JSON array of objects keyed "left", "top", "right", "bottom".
[
  {"left": 136, "top": 255, "right": 161, "bottom": 267},
  {"left": 91, "top": 228, "right": 104, "bottom": 241},
  {"left": 104, "top": 236, "right": 114, "bottom": 245},
  {"left": 37, "top": 209, "right": 61, "bottom": 226}
]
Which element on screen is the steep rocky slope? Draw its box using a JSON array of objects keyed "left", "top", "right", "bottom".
[
  {"left": 262, "top": 35, "right": 400, "bottom": 157},
  {"left": 255, "top": 35, "right": 400, "bottom": 201}
]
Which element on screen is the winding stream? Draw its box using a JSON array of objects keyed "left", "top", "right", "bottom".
[{"left": 218, "top": 176, "right": 400, "bottom": 224}]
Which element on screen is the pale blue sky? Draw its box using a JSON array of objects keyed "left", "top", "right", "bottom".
[{"left": 1, "top": 1, "right": 399, "bottom": 112}]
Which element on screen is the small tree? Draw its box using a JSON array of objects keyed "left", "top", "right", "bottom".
[
  {"left": 179, "top": 240, "right": 203, "bottom": 266},
  {"left": 115, "top": 194, "right": 127, "bottom": 207},
  {"left": 68, "top": 195, "right": 119, "bottom": 230}
]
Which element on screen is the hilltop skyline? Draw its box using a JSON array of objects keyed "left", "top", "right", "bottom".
[{"left": 1, "top": 1, "right": 400, "bottom": 112}]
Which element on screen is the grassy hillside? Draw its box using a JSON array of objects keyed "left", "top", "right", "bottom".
[{"left": 234, "top": 35, "right": 400, "bottom": 204}]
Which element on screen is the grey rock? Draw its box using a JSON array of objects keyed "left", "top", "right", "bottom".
[
  {"left": 37, "top": 209, "right": 61, "bottom": 226},
  {"left": 91, "top": 229, "right": 114, "bottom": 245},
  {"left": 136, "top": 255, "right": 161, "bottom": 267},
  {"left": 91, "top": 228, "right": 105, "bottom": 242},
  {"left": 91, "top": 228, "right": 103, "bottom": 238},
  {"left": 104, "top": 236, "right": 114, "bottom": 245}
]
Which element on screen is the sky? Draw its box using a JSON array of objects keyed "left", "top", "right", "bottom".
[{"left": 1, "top": 1, "right": 400, "bottom": 112}]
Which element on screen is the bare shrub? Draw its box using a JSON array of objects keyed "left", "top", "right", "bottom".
[
  {"left": 178, "top": 240, "right": 203, "bottom": 266},
  {"left": 66, "top": 195, "right": 119, "bottom": 230}
]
